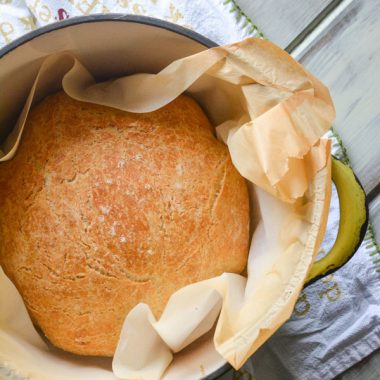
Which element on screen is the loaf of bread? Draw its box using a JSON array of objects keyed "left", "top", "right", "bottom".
[{"left": 0, "top": 92, "right": 249, "bottom": 356}]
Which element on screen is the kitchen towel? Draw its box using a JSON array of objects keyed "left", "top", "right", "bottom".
[
  {"left": 0, "top": 0, "right": 260, "bottom": 48},
  {"left": 0, "top": 1, "right": 379, "bottom": 380}
]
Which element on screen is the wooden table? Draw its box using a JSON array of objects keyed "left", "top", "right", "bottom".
[{"left": 236, "top": 0, "right": 380, "bottom": 378}]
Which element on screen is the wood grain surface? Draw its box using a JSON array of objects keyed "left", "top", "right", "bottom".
[
  {"left": 369, "top": 196, "right": 380, "bottom": 257},
  {"left": 236, "top": 0, "right": 331, "bottom": 48}
]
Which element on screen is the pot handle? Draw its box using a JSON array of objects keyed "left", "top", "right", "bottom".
[{"left": 304, "top": 157, "right": 368, "bottom": 287}]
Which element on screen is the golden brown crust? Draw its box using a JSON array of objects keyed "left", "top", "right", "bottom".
[{"left": 0, "top": 92, "right": 249, "bottom": 356}]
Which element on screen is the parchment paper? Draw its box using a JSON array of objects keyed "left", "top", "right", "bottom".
[{"left": 0, "top": 37, "right": 335, "bottom": 380}]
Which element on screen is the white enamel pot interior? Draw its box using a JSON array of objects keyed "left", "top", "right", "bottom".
[{"left": 0, "top": 15, "right": 234, "bottom": 380}]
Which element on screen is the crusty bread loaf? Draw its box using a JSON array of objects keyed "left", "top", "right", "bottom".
[{"left": 0, "top": 92, "right": 249, "bottom": 356}]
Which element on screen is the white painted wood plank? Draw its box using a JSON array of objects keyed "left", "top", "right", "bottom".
[
  {"left": 370, "top": 196, "right": 380, "bottom": 241},
  {"left": 236, "top": 0, "right": 332, "bottom": 48},
  {"left": 292, "top": 0, "right": 380, "bottom": 195}
]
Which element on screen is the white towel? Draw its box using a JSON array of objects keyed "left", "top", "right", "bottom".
[
  {"left": 0, "top": 1, "right": 379, "bottom": 379},
  {"left": 0, "top": 0, "right": 259, "bottom": 48}
]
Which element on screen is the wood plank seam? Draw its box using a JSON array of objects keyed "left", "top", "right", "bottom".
[
  {"left": 368, "top": 183, "right": 380, "bottom": 204},
  {"left": 290, "top": 0, "right": 356, "bottom": 61},
  {"left": 285, "top": 0, "right": 344, "bottom": 53}
]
